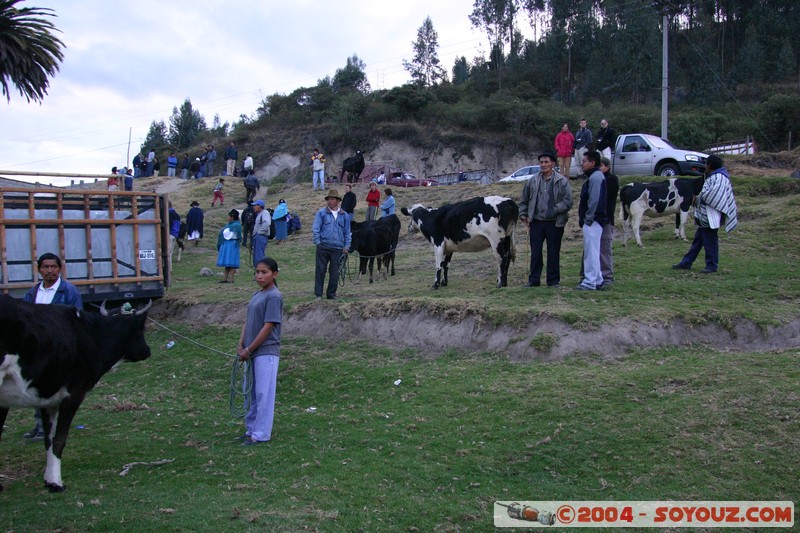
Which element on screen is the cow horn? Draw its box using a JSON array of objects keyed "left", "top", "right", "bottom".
[
  {"left": 99, "top": 300, "right": 109, "bottom": 316},
  {"left": 135, "top": 300, "right": 153, "bottom": 316}
]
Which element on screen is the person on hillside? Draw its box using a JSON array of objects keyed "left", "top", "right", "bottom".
[
  {"left": 124, "top": 168, "right": 134, "bottom": 191},
  {"left": 312, "top": 189, "right": 350, "bottom": 300},
  {"left": 595, "top": 119, "right": 617, "bottom": 159},
  {"left": 132, "top": 153, "right": 143, "bottom": 178},
  {"left": 310, "top": 148, "right": 326, "bottom": 190},
  {"left": 168, "top": 201, "right": 181, "bottom": 274},
  {"left": 243, "top": 153, "right": 254, "bottom": 177},
  {"left": 212, "top": 178, "right": 225, "bottom": 207},
  {"left": 180, "top": 153, "right": 190, "bottom": 179},
  {"left": 146, "top": 149, "right": 155, "bottom": 177},
  {"left": 518, "top": 150, "right": 573, "bottom": 288},
  {"left": 235, "top": 256, "right": 283, "bottom": 446},
  {"left": 205, "top": 144, "right": 217, "bottom": 177},
  {"left": 186, "top": 200, "right": 204, "bottom": 246},
  {"left": 216, "top": 208, "right": 242, "bottom": 283},
  {"left": 576, "top": 150, "right": 608, "bottom": 291},
  {"left": 380, "top": 188, "right": 395, "bottom": 217},
  {"left": 341, "top": 184, "right": 357, "bottom": 221},
  {"left": 241, "top": 202, "right": 256, "bottom": 249},
  {"left": 153, "top": 157, "right": 161, "bottom": 177},
  {"left": 23, "top": 253, "right": 83, "bottom": 441},
  {"left": 365, "top": 181, "right": 380, "bottom": 221},
  {"left": 573, "top": 119, "right": 593, "bottom": 177},
  {"left": 673, "top": 154, "right": 738, "bottom": 273},
  {"left": 107, "top": 166, "right": 120, "bottom": 191},
  {"left": 252, "top": 200, "right": 272, "bottom": 268},
  {"left": 273, "top": 199, "right": 289, "bottom": 245},
  {"left": 167, "top": 152, "right": 178, "bottom": 177},
  {"left": 245, "top": 172, "right": 259, "bottom": 204},
  {"left": 554, "top": 123, "right": 575, "bottom": 178},
  {"left": 224, "top": 141, "right": 238, "bottom": 177}
]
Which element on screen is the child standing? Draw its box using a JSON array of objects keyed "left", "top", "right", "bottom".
[
  {"left": 212, "top": 178, "right": 225, "bottom": 207},
  {"left": 236, "top": 257, "right": 283, "bottom": 445}
]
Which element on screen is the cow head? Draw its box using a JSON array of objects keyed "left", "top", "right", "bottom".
[
  {"left": 98, "top": 300, "right": 153, "bottom": 363},
  {"left": 401, "top": 204, "right": 427, "bottom": 234}
]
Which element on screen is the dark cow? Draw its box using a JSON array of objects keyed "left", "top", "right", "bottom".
[
  {"left": 350, "top": 214, "right": 401, "bottom": 283},
  {"left": 401, "top": 196, "right": 518, "bottom": 289},
  {"left": 340, "top": 150, "right": 365, "bottom": 184},
  {"left": 619, "top": 177, "right": 704, "bottom": 246},
  {"left": 0, "top": 297, "right": 152, "bottom": 492}
]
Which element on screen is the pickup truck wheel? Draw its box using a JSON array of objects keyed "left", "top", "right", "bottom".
[{"left": 657, "top": 163, "right": 679, "bottom": 177}]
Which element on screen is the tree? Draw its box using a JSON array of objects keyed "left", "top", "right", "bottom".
[
  {"left": 167, "top": 98, "right": 207, "bottom": 150},
  {"left": 403, "top": 16, "right": 447, "bottom": 87},
  {"left": 469, "top": 0, "right": 520, "bottom": 88},
  {"left": 332, "top": 54, "right": 370, "bottom": 94},
  {"left": 209, "top": 113, "right": 229, "bottom": 137},
  {"left": 452, "top": 56, "right": 470, "bottom": 85},
  {"left": 141, "top": 120, "right": 167, "bottom": 155},
  {"left": 0, "top": 0, "right": 65, "bottom": 103}
]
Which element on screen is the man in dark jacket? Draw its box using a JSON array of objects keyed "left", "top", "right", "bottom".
[
  {"left": 341, "top": 184, "right": 357, "bottom": 221},
  {"left": 595, "top": 119, "right": 617, "bottom": 159},
  {"left": 23, "top": 252, "right": 83, "bottom": 440},
  {"left": 576, "top": 150, "right": 607, "bottom": 291}
]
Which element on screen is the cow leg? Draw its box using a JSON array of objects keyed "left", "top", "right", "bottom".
[
  {"left": 496, "top": 236, "right": 513, "bottom": 287},
  {"left": 389, "top": 251, "right": 396, "bottom": 276},
  {"left": 441, "top": 253, "right": 453, "bottom": 287},
  {"left": 677, "top": 211, "right": 688, "bottom": 240},
  {"left": 42, "top": 394, "right": 84, "bottom": 492},
  {"left": 630, "top": 208, "right": 645, "bottom": 247},
  {"left": 0, "top": 407, "right": 7, "bottom": 492},
  {"left": 357, "top": 257, "right": 367, "bottom": 283},
  {"left": 368, "top": 257, "right": 375, "bottom": 283},
  {"left": 432, "top": 247, "right": 444, "bottom": 289}
]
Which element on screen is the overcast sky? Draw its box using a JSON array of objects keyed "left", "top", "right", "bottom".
[{"left": 1, "top": 0, "right": 492, "bottom": 185}]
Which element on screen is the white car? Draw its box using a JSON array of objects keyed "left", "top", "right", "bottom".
[{"left": 498, "top": 165, "right": 541, "bottom": 183}]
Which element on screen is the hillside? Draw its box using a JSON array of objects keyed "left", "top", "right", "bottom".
[{"left": 147, "top": 168, "right": 800, "bottom": 359}]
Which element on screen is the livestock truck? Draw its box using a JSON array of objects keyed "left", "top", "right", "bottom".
[{"left": 0, "top": 187, "right": 170, "bottom": 306}]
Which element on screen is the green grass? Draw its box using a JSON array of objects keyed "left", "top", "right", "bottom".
[
  {"left": 2, "top": 328, "right": 798, "bottom": 531},
  {"left": 2, "top": 174, "right": 798, "bottom": 531}
]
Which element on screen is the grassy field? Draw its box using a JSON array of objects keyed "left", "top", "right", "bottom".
[{"left": 1, "top": 173, "right": 798, "bottom": 531}]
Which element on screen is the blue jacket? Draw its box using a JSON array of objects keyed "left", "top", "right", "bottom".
[
  {"left": 167, "top": 156, "right": 178, "bottom": 168},
  {"left": 169, "top": 208, "right": 181, "bottom": 237},
  {"left": 381, "top": 195, "right": 396, "bottom": 217},
  {"left": 312, "top": 207, "right": 351, "bottom": 249},
  {"left": 24, "top": 278, "right": 83, "bottom": 309}
]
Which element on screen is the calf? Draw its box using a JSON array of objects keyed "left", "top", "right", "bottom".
[
  {"left": 175, "top": 221, "right": 187, "bottom": 262},
  {"left": 350, "top": 215, "right": 401, "bottom": 283},
  {"left": 0, "top": 297, "right": 152, "bottom": 492},
  {"left": 401, "top": 196, "right": 518, "bottom": 289},
  {"left": 619, "top": 177, "right": 704, "bottom": 246},
  {"left": 340, "top": 150, "right": 365, "bottom": 183}
]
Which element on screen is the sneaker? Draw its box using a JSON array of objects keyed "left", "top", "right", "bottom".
[
  {"left": 574, "top": 285, "right": 594, "bottom": 291},
  {"left": 524, "top": 281, "right": 540, "bottom": 287},
  {"left": 699, "top": 268, "right": 717, "bottom": 274},
  {"left": 241, "top": 437, "right": 265, "bottom": 447},
  {"left": 233, "top": 432, "right": 250, "bottom": 441},
  {"left": 672, "top": 263, "right": 691, "bottom": 270}
]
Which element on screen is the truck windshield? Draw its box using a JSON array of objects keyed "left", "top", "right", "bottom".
[{"left": 646, "top": 135, "right": 678, "bottom": 149}]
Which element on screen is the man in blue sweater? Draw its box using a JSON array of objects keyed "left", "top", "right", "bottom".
[{"left": 312, "top": 189, "right": 351, "bottom": 300}]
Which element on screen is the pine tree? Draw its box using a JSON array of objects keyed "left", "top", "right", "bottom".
[
  {"left": 167, "top": 99, "right": 207, "bottom": 150},
  {"left": 403, "top": 16, "right": 447, "bottom": 87},
  {"left": 141, "top": 120, "right": 167, "bottom": 155}
]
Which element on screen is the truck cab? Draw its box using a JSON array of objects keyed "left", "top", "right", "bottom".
[{"left": 612, "top": 133, "right": 707, "bottom": 177}]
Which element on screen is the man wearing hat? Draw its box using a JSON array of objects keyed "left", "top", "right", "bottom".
[
  {"left": 312, "top": 189, "right": 351, "bottom": 300},
  {"left": 252, "top": 200, "right": 272, "bottom": 268},
  {"left": 518, "top": 150, "right": 573, "bottom": 288},
  {"left": 186, "top": 200, "right": 204, "bottom": 246}
]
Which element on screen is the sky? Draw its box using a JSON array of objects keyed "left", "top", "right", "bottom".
[{"left": 1, "top": 0, "right": 491, "bottom": 185}]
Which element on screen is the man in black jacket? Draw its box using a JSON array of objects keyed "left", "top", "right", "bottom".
[{"left": 596, "top": 119, "right": 617, "bottom": 159}]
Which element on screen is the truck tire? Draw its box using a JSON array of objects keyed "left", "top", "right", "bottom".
[{"left": 657, "top": 163, "right": 679, "bottom": 177}]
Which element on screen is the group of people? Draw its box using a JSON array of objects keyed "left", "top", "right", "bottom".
[
  {"left": 519, "top": 149, "right": 737, "bottom": 291},
  {"left": 554, "top": 118, "right": 618, "bottom": 178}
]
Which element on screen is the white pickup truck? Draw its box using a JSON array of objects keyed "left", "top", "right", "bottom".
[{"left": 610, "top": 133, "right": 708, "bottom": 177}]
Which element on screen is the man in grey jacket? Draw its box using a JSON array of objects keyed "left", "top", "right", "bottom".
[{"left": 518, "top": 150, "right": 573, "bottom": 287}]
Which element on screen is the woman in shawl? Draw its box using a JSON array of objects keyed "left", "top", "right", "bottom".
[
  {"left": 217, "top": 208, "right": 242, "bottom": 283},
  {"left": 272, "top": 199, "right": 289, "bottom": 245}
]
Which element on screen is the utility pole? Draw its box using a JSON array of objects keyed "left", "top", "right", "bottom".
[{"left": 661, "top": 10, "right": 669, "bottom": 139}]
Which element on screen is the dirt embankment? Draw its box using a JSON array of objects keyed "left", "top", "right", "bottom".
[{"left": 151, "top": 300, "right": 800, "bottom": 360}]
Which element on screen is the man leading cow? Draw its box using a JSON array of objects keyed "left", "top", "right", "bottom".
[{"left": 22, "top": 253, "right": 83, "bottom": 441}]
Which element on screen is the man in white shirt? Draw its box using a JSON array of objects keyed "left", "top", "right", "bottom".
[{"left": 22, "top": 253, "right": 83, "bottom": 440}]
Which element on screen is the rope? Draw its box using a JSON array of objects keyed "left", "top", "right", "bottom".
[
  {"left": 146, "top": 316, "right": 251, "bottom": 419},
  {"left": 338, "top": 252, "right": 349, "bottom": 286}
]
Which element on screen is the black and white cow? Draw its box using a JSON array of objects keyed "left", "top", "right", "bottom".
[
  {"left": 619, "top": 177, "right": 704, "bottom": 246},
  {"left": 350, "top": 214, "right": 401, "bottom": 283},
  {"left": 340, "top": 150, "right": 365, "bottom": 184},
  {"left": 401, "top": 196, "right": 518, "bottom": 289},
  {"left": 0, "top": 297, "right": 152, "bottom": 492}
]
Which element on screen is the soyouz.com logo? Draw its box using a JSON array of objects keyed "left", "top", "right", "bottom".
[{"left": 494, "top": 501, "right": 794, "bottom": 528}]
